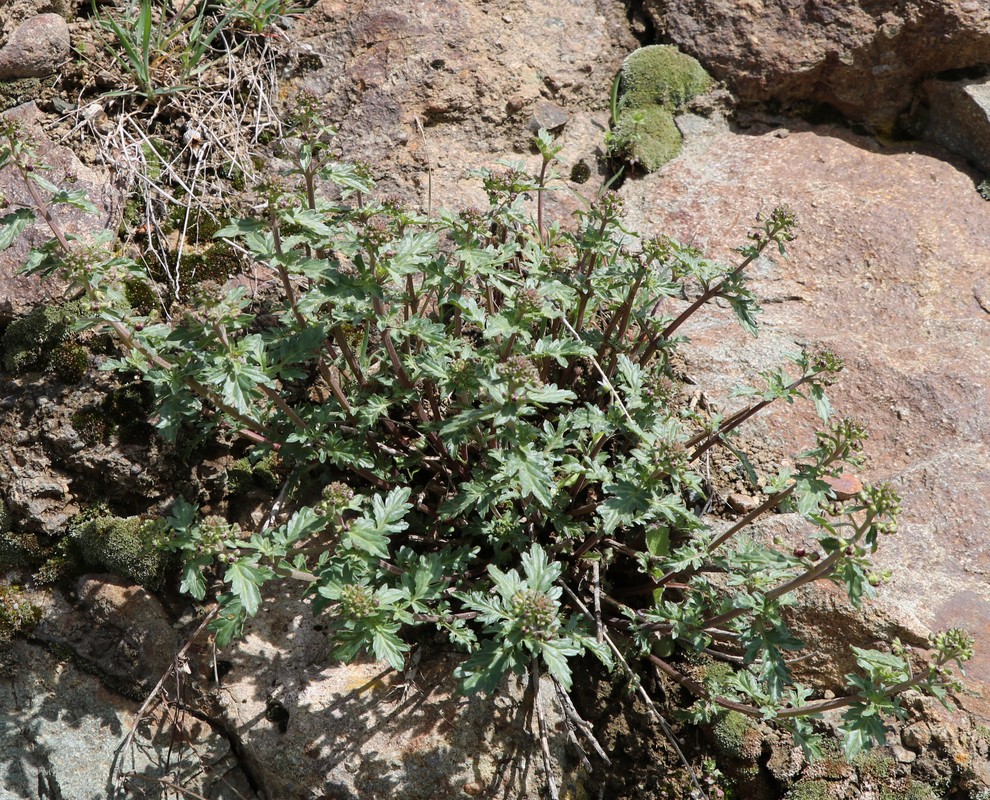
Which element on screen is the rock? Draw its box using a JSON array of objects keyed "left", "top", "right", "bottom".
[
  {"left": 648, "top": 0, "right": 990, "bottom": 129},
  {"left": 903, "top": 722, "right": 933, "bottom": 751},
  {"left": 0, "top": 102, "right": 123, "bottom": 324},
  {"left": 922, "top": 76, "right": 990, "bottom": 174},
  {"left": 619, "top": 122, "right": 990, "bottom": 715},
  {"left": 0, "top": 637, "right": 256, "bottom": 800},
  {"left": 32, "top": 575, "right": 179, "bottom": 695},
  {"left": 213, "top": 585, "right": 571, "bottom": 798},
  {"left": 823, "top": 473, "right": 863, "bottom": 501},
  {"left": 0, "top": 0, "right": 69, "bottom": 42},
  {"left": 0, "top": 13, "right": 69, "bottom": 79},
  {"left": 293, "top": 0, "right": 639, "bottom": 209},
  {"left": 529, "top": 99, "right": 570, "bottom": 133},
  {"left": 726, "top": 492, "right": 759, "bottom": 513}
]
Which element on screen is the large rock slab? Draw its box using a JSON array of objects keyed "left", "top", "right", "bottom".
[
  {"left": 293, "top": 0, "right": 639, "bottom": 209},
  {"left": 0, "top": 637, "right": 255, "bottom": 800},
  {"left": 647, "top": 0, "right": 990, "bottom": 129},
  {"left": 620, "top": 118, "right": 990, "bottom": 715},
  {"left": 212, "top": 585, "right": 575, "bottom": 799}
]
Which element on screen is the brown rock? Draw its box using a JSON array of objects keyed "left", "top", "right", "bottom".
[
  {"left": 619, "top": 121, "right": 990, "bottom": 703},
  {"left": 727, "top": 491, "right": 760, "bottom": 513},
  {"left": 648, "top": 0, "right": 990, "bottom": 128},
  {"left": 823, "top": 473, "right": 863, "bottom": 501},
  {"left": 922, "top": 76, "right": 990, "bottom": 173},
  {"left": 293, "top": 0, "right": 638, "bottom": 208},
  {"left": 0, "top": 13, "right": 70, "bottom": 79}
]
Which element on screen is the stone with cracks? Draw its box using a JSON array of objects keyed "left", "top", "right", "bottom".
[{"left": 646, "top": 0, "right": 990, "bottom": 129}]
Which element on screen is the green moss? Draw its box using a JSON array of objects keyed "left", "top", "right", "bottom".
[
  {"left": 71, "top": 513, "right": 172, "bottom": 590},
  {"left": 570, "top": 160, "right": 591, "bottom": 184},
  {"left": 618, "top": 45, "right": 711, "bottom": 114},
  {"left": 854, "top": 749, "right": 894, "bottom": 780},
  {"left": 713, "top": 711, "right": 759, "bottom": 759},
  {"left": 106, "top": 383, "right": 153, "bottom": 425},
  {"left": 785, "top": 780, "right": 830, "bottom": 800},
  {"left": 879, "top": 782, "right": 937, "bottom": 800},
  {"left": 49, "top": 342, "right": 89, "bottom": 383},
  {"left": 608, "top": 45, "right": 711, "bottom": 173},
  {"left": 611, "top": 105, "right": 683, "bottom": 172},
  {"left": 125, "top": 277, "right": 159, "bottom": 316},
  {"left": 1, "top": 304, "right": 75, "bottom": 374},
  {"left": 0, "top": 584, "right": 42, "bottom": 642},
  {"left": 70, "top": 406, "right": 114, "bottom": 446},
  {"left": 0, "top": 78, "right": 42, "bottom": 113},
  {"left": 226, "top": 458, "right": 255, "bottom": 496},
  {"left": 0, "top": 500, "right": 46, "bottom": 570},
  {"left": 226, "top": 451, "right": 282, "bottom": 496}
]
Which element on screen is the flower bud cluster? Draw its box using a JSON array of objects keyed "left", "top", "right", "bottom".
[
  {"left": 595, "top": 191, "right": 624, "bottom": 222},
  {"left": 510, "top": 589, "right": 559, "bottom": 642},
  {"left": 318, "top": 482, "right": 354, "bottom": 516},
  {"left": 501, "top": 355, "right": 543, "bottom": 400},
  {"left": 861, "top": 483, "right": 901, "bottom": 522},
  {"left": 513, "top": 287, "right": 543, "bottom": 318},
  {"left": 339, "top": 584, "right": 379, "bottom": 621},
  {"left": 198, "top": 515, "right": 240, "bottom": 555}
]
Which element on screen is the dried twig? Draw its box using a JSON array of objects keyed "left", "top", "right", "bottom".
[
  {"left": 110, "top": 606, "right": 220, "bottom": 799},
  {"left": 529, "top": 659, "right": 560, "bottom": 800},
  {"left": 562, "top": 584, "right": 708, "bottom": 800}
]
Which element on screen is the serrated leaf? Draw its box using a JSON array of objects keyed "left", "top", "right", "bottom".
[
  {"left": 520, "top": 543, "right": 560, "bottom": 593},
  {"left": 0, "top": 208, "right": 34, "bottom": 251},
  {"left": 371, "top": 625, "right": 409, "bottom": 670},
  {"left": 210, "top": 597, "right": 245, "bottom": 648},
  {"left": 179, "top": 555, "right": 211, "bottom": 600},
  {"left": 214, "top": 218, "right": 266, "bottom": 238},
  {"left": 540, "top": 638, "right": 578, "bottom": 689},
  {"left": 487, "top": 565, "right": 523, "bottom": 603},
  {"left": 224, "top": 559, "right": 269, "bottom": 616},
  {"left": 810, "top": 383, "right": 831, "bottom": 422},
  {"left": 168, "top": 496, "right": 198, "bottom": 531},
  {"left": 497, "top": 445, "right": 554, "bottom": 508},
  {"left": 390, "top": 230, "right": 438, "bottom": 276},
  {"left": 455, "top": 639, "right": 518, "bottom": 695}
]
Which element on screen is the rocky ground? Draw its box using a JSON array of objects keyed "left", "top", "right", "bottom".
[{"left": 2, "top": 0, "right": 990, "bottom": 798}]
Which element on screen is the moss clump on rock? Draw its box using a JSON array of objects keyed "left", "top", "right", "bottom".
[
  {"left": 226, "top": 451, "right": 282, "bottom": 496},
  {"left": 1, "top": 304, "right": 75, "bottom": 374},
  {"left": 610, "top": 105, "right": 683, "bottom": 172},
  {"left": 49, "top": 342, "right": 89, "bottom": 383},
  {"left": 609, "top": 44, "right": 711, "bottom": 173},
  {"left": 785, "top": 780, "right": 831, "bottom": 800},
  {"left": 71, "top": 512, "right": 172, "bottom": 590},
  {"left": 0, "top": 584, "right": 42, "bottom": 642},
  {"left": 0, "top": 500, "right": 43, "bottom": 570},
  {"left": 617, "top": 45, "right": 712, "bottom": 112},
  {"left": 879, "top": 782, "right": 938, "bottom": 800},
  {"left": 712, "top": 711, "right": 759, "bottom": 758}
]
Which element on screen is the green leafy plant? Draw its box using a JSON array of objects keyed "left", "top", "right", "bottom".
[
  {"left": 0, "top": 113, "right": 974, "bottom": 775},
  {"left": 214, "top": 0, "right": 303, "bottom": 34}
]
